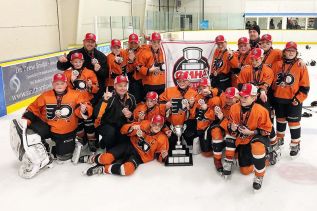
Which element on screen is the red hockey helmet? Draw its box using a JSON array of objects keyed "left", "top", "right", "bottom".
[
  {"left": 129, "top": 33, "right": 139, "bottom": 43},
  {"left": 260, "top": 34, "right": 272, "bottom": 42},
  {"left": 70, "top": 52, "right": 84, "bottom": 61},
  {"left": 146, "top": 91, "right": 158, "bottom": 101},
  {"left": 284, "top": 41, "right": 297, "bottom": 50},
  {"left": 238, "top": 37, "right": 249, "bottom": 45},
  {"left": 111, "top": 39, "right": 121, "bottom": 48},
  {"left": 215, "top": 35, "right": 226, "bottom": 44},
  {"left": 250, "top": 48, "right": 264, "bottom": 60},
  {"left": 151, "top": 115, "right": 165, "bottom": 125},
  {"left": 53, "top": 73, "right": 67, "bottom": 83},
  {"left": 151, "top": 32, "right": 161, "bottom": 41},
  {"left": 239, "top": 83, "right": 258, "bottom": 97},
  {"left": 225, "top": 87, "right": 239, "bottom": 99},
  {"left": 114, "top": 75, "right": 129, "bottom": 85},
  {"left": 84, "top": 33, "right": 96, "bottom": 42}
]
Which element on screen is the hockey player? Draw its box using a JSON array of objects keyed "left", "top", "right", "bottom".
[
  {"left": 159, "top": 71, "right": 198, "bottom": 147},
  {"left": 81, "top": 115, "right": 169, "bottom": 176},
  {"left": 208, "top": 87, "right": 241, "bottom": 172},
  {"left": 210, "top": 35, "right": 239, "bottom": 91},
  {"left": 136, "top": 32, "right": 165, "bottom": 96},
  {"left": 193, "top": 78, "right": 220, "bottom": 156},
  {"left": 237, "top": 48, "right": 278, "bottom": 158},
  {"left": 271, "top": 41, "right": 310, "bottom": 156},
  {"left": 126, "top": 33, "right": 145, "bottom": 103},
  {"left": 94, "top": 75, "right": 137, "bottom": 150},
  {"left": 223, "top": 83, "right": 273, "bottom": 190},
  {"left": 133, "top": 91, "right": 165, "bottom": 122},
  {"left": 57, "top": 33, "right": 108, "bottom": 105},
  {"left": 64, "top": 52, "right": 99, "bottom": 152},
  {"left": 231, "top": 37, "right": 252, "bottom": 87},
  {"left": 10, "top": 73, "right": 93, "bottom": 178},
  {"left": 106, "top": 39, "right": 127, "bottom": 91},
  {"left": 258, "top": 34, "right": 282, "bottom": 67},
  {"left": 248, "top": 24, "right": 261, "bottom": 49}
]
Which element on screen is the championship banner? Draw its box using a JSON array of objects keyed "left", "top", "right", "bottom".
[{"left": 161, "top": 41, "right": 217, "bottom": 88}]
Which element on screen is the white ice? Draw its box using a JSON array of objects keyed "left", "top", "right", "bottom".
[{"left": 1, "top": 44, "right": 317, "bottom": 211}]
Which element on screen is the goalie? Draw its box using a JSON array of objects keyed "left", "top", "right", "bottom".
[{"left": 10, "top": 73, "right": 93, "bottom": 178}]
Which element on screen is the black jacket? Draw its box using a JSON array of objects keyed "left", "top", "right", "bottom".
[{"left": 94, "top": 92, "right": 137, "bottom": 128}]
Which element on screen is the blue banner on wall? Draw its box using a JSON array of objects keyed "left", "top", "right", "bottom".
[
  {"left": 1, "top": 56, "right": 59, "bottom": 107},
  {"left": 0, "top": 66, "right": 6, "bottom": 116}
]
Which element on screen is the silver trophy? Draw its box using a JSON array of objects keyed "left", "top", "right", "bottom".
[{"left": 165, "top": 124, "right": 193, "bottom": 166}]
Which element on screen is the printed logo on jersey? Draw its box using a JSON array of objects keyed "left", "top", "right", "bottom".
[
  {"left": 46, "top": 104, "right": 73, "bottom": 120},
  {"left": 213, "top": 58, "right": 224, "bottom": 70},
  {"left": 276, "top": 72, "right": 295, "bottom": 86},
  {"left": 173, "top": 47, "right": 209, "bottom": 88},
  {"left": 73, "top": 80, "right": 87, "bottom": 90},
  {"left": 137, "top": 138, "right": 151, "bottom": 153}
]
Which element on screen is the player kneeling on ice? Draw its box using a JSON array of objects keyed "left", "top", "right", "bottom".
[
  {"left": 10, "top": 73, "right": 93, "bottom": 178},
  {"left": 222, "top": 83, "right": 276, "bottom": 190},
  {"left": 80, "top": 115, "right": 169, "bottom": 176}
]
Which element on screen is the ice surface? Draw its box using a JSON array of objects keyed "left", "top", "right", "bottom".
[{"left": 1, "top": 44, "right": 317, "bottom": 211}]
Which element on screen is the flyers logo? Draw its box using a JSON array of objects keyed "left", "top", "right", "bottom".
[
  {"left": 137, "top": 138, "right": 151, "bottom": 153},
  {"left": 46, "top": 104, "right": 73, "bottom": 120},
  {"left": 73, "top": 80, "right": 87, "bottom": 90}
]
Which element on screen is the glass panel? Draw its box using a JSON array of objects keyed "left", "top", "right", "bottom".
[
  {"left": 269, "top": 17, "right": 282, "bottom": 29},
  {"left": 258, "top": 17, "right": 268, "bottom": 30},
  {"left": 287, "top": 17, "right": 305, "bottom": 29},
  {"left": 245, "top": 18, "right": 257, "bottom": 29},
  {"left": 307, "top": 18, "right": 317, "bottom": 29}
]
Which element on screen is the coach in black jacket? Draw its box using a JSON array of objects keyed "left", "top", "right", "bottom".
[{"left": 57, "top": 33, "right": 109, "bottom": 105}]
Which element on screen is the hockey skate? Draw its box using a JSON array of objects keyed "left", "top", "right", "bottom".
[
  {"left": 83, "top": 165, "right": 104, "bottom": 176},
  {"left": 79, "top": 153, "right": 96, "bottom": 164},
  {"left": 222, "top": 159, "right": 233, "bottom": 179},
  {"left": 268, "top": 144, "right": 281, "bottom": 165},
  {"left": 278, "top": 137, "right": 284, "bottom": 146},
  {"left": 253, "top": 176, "right": 263, "bottom": 191},
  {"left": 213, "top": 159, "right": 223, "bottom": 174},
  {"left": 290, "top": 143, "right": 300, "bottom": 158}
]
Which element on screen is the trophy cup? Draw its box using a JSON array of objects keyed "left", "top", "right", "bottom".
[{"left": 165, "top": 98, "right": 193, "bottom": 166}]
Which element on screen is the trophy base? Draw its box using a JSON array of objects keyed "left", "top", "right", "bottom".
[{"left": 165, "top": 144, "right": 193, "bottom": 166}]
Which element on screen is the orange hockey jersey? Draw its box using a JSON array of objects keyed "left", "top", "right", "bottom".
[
  {"left": 64, "top": 67, "right": 99, "bottom": 101},
  {"left": 126, "top": 47, "right": 145, "bottom": 81},
  {"left": 228, "top": 103, "right": 272, "bottom": 146},
  {"left": 193, "top": 88, "right": 221, "bottom": 130},
  {"left": 26, "top": 89, "right": 93, "bottom": 134},
  {"left": 237, "top": 64, "right": 274, "bottom": 92},
  {"left": 231, "top": 51, "right": 252, "bottom": 87},
  {"left": 262, "top": 48, "right": 282, "bottom": 67},
  {"left": 106, "top": 50, "right": 128, "bottom": 87},
  {"left": 136, "top": 47, "right": 165, "bottom": 86},
  {"left": 159, "top": 86, "right": 198, "bottom": 126},
  {"left": 133, "top": 103, "right": 165, "bottom": 122},
  {"left": 271, "top": 59, "right": 310, "bottom": 103},
  {"left": 211, "top": 49, "right": 239, "bottom": 76},
  {"left": 121, "top": 120, "right": 169, "bottom": 163}
]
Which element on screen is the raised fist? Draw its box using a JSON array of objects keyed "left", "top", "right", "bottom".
[{"left": 58, "top": 53, "right": 68, "bottom": 63}]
